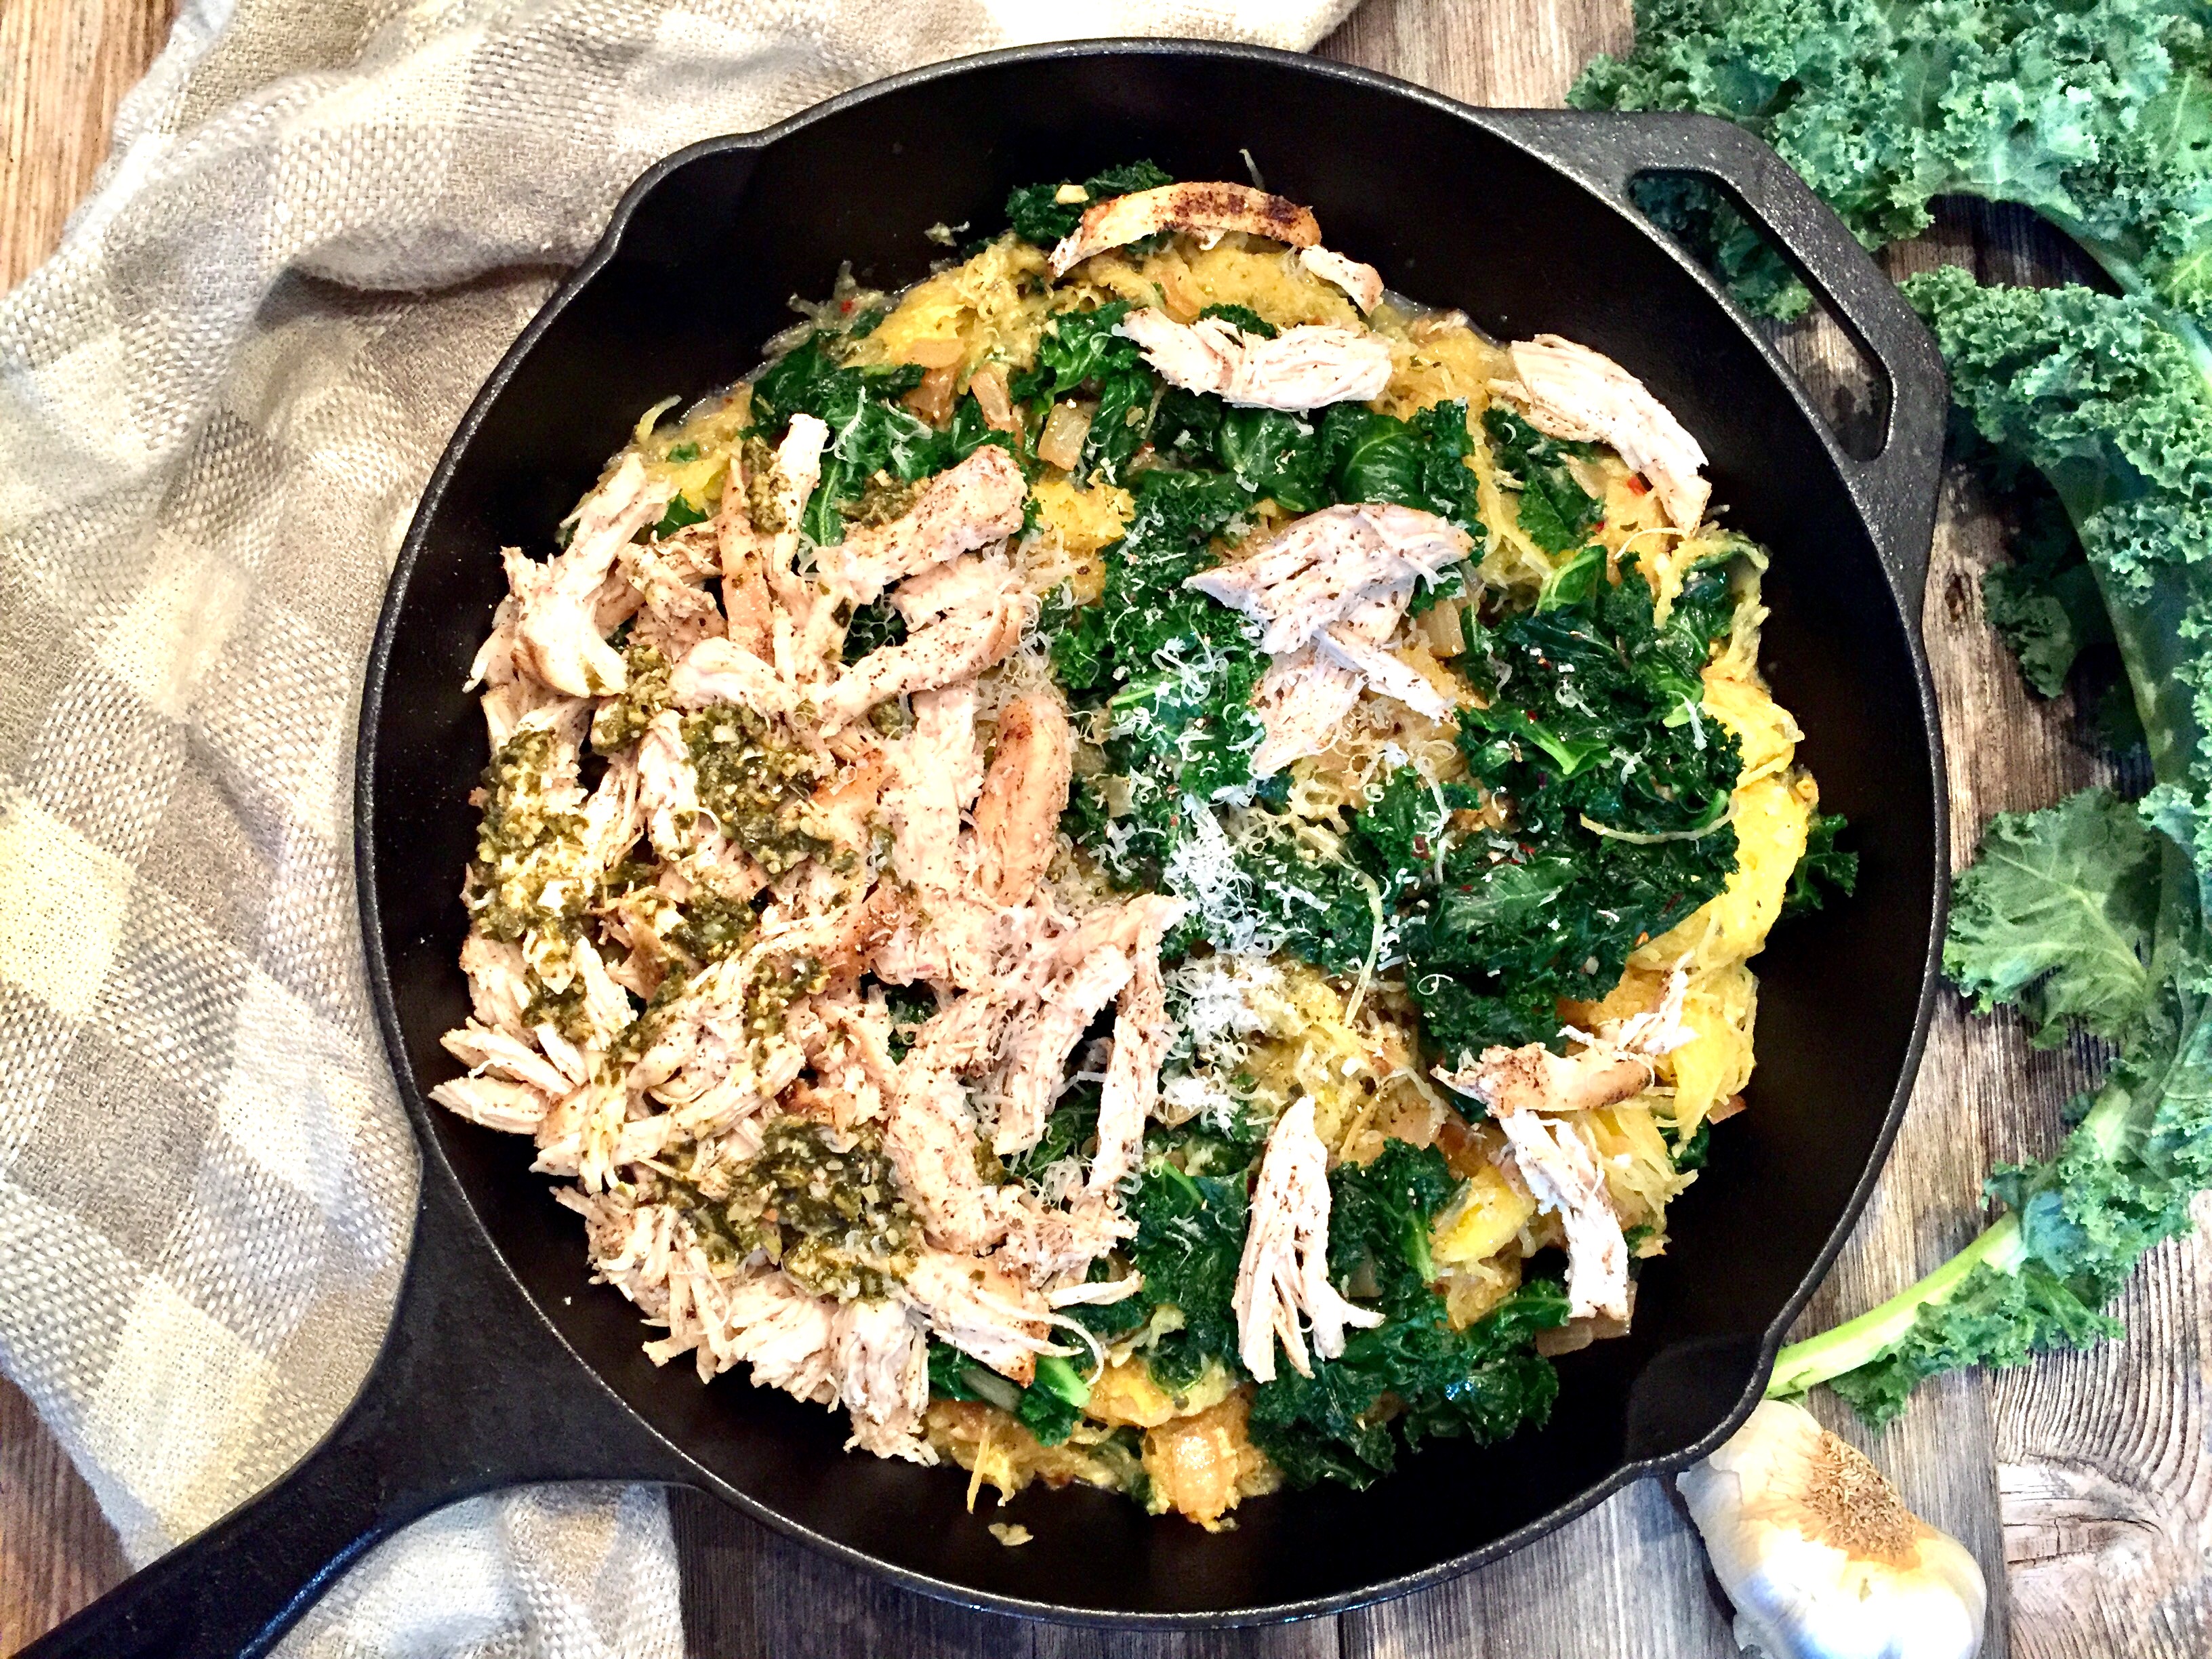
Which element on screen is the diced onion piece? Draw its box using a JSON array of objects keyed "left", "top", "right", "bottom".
[
  {"left": 905, "top": 365, "right": 957, "bottom": 425},
  {"left": 1038, "top": 402, "right": 1093, "bottom": 472},
  {"left": 970, "top": 365, "right": 1018, "bottom": 434},
  {"left": 902, "top": 336, "right": 966, "bottom": 369},
  {"left": 1417, "top": 598, "right": 1466, "bottom": 657}
]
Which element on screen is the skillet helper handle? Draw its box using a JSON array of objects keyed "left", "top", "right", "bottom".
[
  {"left": 1488, "top": 110, "right": 1949, "bottom": 615},
  {"left": 20, "top": 1168, "right": 689, "bottom": 1659}
]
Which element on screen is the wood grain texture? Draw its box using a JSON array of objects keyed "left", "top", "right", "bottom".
[
  {"left": 0, "top": 0, "right": 176, "bottom": 291},
  {"left": 6, "top": 0, "right": 2211, "bottom": 1654},
  {"left": 0, "top": 1373, "right": 129, "bottom": 1654}
]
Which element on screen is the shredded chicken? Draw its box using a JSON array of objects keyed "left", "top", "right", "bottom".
[
  {"left": 1189, "top": 501, "right": 1471, "bottom": 653},
  {"left": 1118, "top": 308, "right": 1393, "bottom": 412},
  {"left": 994, "top": 945, "right": 1134, "bottom": 1157},
  {"left": 502, "top": 457, "right": 675, "bottom": 696},
  {"left": 971, "top": 694, "right": 1072, "bottom": 905},
  {"left": 817, "top": 592, "right": 1027, "bottom": 733},
  {"left": 1233, "top": 1098, "right": 1383, "bottom": 1382},
  {"left": 1296, "top": 245, "right": 1384, "bottom": 312},
  {"left": 1432, "top": 1042, "right": 1643, "bottom": 1322},
  {"left": 1048, "top": 181, "right": 1319, "bottom": 274},
  {"left": 815, "top": 445, "right": 1026, "bottom": 605},
  {"left": 1492, "top": 334, "right": 1711, "bottom": 531}
]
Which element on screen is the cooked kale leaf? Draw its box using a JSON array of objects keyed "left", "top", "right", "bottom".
[
  {"left": 1248, "top": 1142, "right": 1569, "bottom": 1488},
  {"left": 1483, "top": 406, "right": 1603, "bottom": 554},
  {"left": 1006, "top": 160, "right": 1175, "bottom": 247}
]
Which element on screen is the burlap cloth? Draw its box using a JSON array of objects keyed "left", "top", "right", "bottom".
[{"left": 0, "top": 1, "right": 1359, "bottom": 1652}]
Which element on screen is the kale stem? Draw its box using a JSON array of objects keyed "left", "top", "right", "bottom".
[{"left": 1765, "top": 1212, "right": 2027, "bottom": 1399}]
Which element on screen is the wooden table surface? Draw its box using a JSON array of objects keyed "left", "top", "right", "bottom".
[{"left": 5, "top": 1, "right": 2209, "bottom": 1654}]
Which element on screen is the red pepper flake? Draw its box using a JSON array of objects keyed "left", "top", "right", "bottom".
[{"left": 1624, "top": 473, "right": 1651, "bottom": 495}]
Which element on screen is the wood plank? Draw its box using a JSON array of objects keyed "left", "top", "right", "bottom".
[
  {"left": 0, "top": 0, "right": 177, "bottom": 291},
  {"left": 0, "top": 1372, "right": 129, "bottom": 1653}
]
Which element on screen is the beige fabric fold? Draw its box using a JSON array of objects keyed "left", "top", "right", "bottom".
[{"left": 0, "top": 1, "right": 1358, "bottom": 1652}]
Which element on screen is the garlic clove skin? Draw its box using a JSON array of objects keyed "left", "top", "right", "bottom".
[{"left": 1679, "top": 1399, "right": 1987, "bottom": 1659}]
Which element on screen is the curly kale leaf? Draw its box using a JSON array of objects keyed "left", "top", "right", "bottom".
[
  {"left": 1572, "top": 0, "right": 2212, "bottom": 327},
  {"left": 1249, "top": 1143, "right": 1569, "bottom": 1488},
  {"left": 925, "top": 1343, "right": 1091, "bottom": 1447},
  {"left": 1482, "top": 406, "right": 1604, "bottom": 554},
  {"left": 1945, "top": 787, "right": 2164, "bottom": 1046},
  {"left": 1153, "top": 390, "right": 1332, "bottom": 514},
  {"left": 1027, "top": 302, "right": 1160, "bottom": 483},
  {"left": 748, "top": 335, "right": 939, "bottom": 544},
  {"left": 1322, "top": 400, "right": 1486, "bottom": 533},
  {"left": 1056, "top": 470, "right": 1267, "bottom": 885},
  {"left": 1072, "top": 1156, "right": 1253, "bottom": 1391},
  {"left": 1006, "top": 160, "right": 1175, "bottom": 247},
  {"left": 1782, "top": 810, "right": 1858, "bottom": 919},
  {"left": 1380, "top": 559, "right": 1742, "bottom": 1048},
  {"left": 1778, "top": 797, "right": 2212, "bottom": 1422},
  {"left": 1907, "top": 268, "right": 2212, "bottom": 907}
]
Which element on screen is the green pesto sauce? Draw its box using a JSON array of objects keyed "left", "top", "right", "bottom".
[
  {"left": 591, "top": 638, "right": 672, "bottom": 754},
  {"left": 681, "top": 708, "right": 833, "bottom": 876},
  {"left": 722, "top": 1116, "right": 919, "bottom": 1298},
  {"left": 842, "top": 470, "right": 926, "bottom": 530},
  {"left": 742, "top": 436, "right": 788, "bottom": 533},
  {"left": 670, "top": 885, "right": 758, "bottom": 964},
  {"left": 468, "top": 726, "right": 588, "bottom": 944}
]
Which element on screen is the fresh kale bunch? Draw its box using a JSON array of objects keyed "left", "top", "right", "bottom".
[
  {"left": 1005, "top": 160, "right": 1175, "bottom": 247},
  {"left": 1585, "top": 9, "right": 2212, "bottom": 1419},
  {"left": 1572, "top": 0, "right": 2212, "bottom": 327},
  {"left": 1774, "top": 790, "right": 2212, "bottom": 1422},
  {"left": 1247, "top": 1143, "right": 1570, "bottom": 1488}
]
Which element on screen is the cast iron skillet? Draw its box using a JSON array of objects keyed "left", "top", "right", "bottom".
[{"left": 26, "top": 40, "right": 1949, "bottom": 1659}]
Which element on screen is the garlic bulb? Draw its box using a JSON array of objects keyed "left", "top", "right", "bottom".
[{"left": 1679, "top": 1400, "right": 1986, "bottom": 1659}]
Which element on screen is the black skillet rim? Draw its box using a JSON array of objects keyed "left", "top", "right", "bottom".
[{"left": 354, "top": 36, "right": 1949, "bottom": 1627}]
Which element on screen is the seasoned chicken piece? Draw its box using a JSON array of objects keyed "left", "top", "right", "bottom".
[
  {"left": 1492, "top": 334, "right": 1711, "bottom": 531},
  {"left": 1048, "top": 182, "right": 1319, "bottom": 275},
  {"left": 834, "top": 1297, "right": 933, "bottom": 1462},
  {"left": 815, "top": 445, "right": 1026, "bottom": 605},
  {"left": 1498, "top": 1108, "right": 1629, "bottom": 1322},
  {"left": 972, "top": 695, "right": 1073, "bottom": 905},
  {"left": 715, "top": 459, "right": 776, "bottom": 661},
  {"left": 710, "top": 1269, "right": 840, "bottom": 1402},
  {"left": 889, "top": 550, "right": 1019, "bottom": 629},
  {"left": 995, "top": 1195, "right": 1135, "bottom": 1290},
  {"left": 1233, "top": 1098, "right": 1384, "bottom": 1382},
  {"left": 1089, "top": 896, "right": 1188, "bottom": 1197},
  {"left": 634, "top": 712, "right": 769, "bottom": 898},
  {"left": 1312, "top": 622, "right": 1454, "bottom": 718},
  {"left": 1249, "top": 648, "right": 1361, "bottom": 778},
  {"left": 808, "top": 747, "right": 886, "bottom": 853},
  {"left": 867, "top": 887, "right": 1005, "bottom": 993},
  {"left": 880, "top": 684, "right": 983, "bottom": 892},
  {"left": 440, "top": 1021, "right": 573, "bottom": 1098},
  {"left": 1296, "top": 245, "right": 1384, "bottom": 313},
  {"left": 667, "top": 636, "right": 798, "bottom": 717},
  {"left": 994, "top": 945, "right": 1135, "bottom": 1157},
  {"left": 1433, "top": 1041, "right": 1652, "bottom": 1116},
  {"left": 1431, "top": 1041, "right": 1643, "bottom": 1322},
  {"left": 581, "top": 749, "right": 644, "bottom": 874},
  {"left": 1118, "top": 308, "right": 1393, "bottom": 412},
  {"left": 1188, "top": 501, "right": 1471, "bottom": 653},
  {"left": 886, "top": 1065, "right": 1019, "bottom": 1255},
  {"left": 817, "top": 594, "right": 1026, "bottom": 733},
  {"left": 506, "top": 454, "right": 674, "bottom": 696},
  {"left": 428, "top": 1074, "right": 548, "bottom": 1135},
  {"left": 620, "top": 537, "right": 726, "bottom": 661},
  {"left": 460, "top": 933, "right": 533, "bottom": 1036},
  {"left": 901, "top": 1249, "right": 1057, "bottom": 1387}
]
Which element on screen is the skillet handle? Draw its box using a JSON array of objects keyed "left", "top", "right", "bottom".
[
  {"left": 1483, "top": 110, "right": 1948, "bottom": 616},
  {"left": 18, "top": 1163, "right": 691, "bottom": 1659}
]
